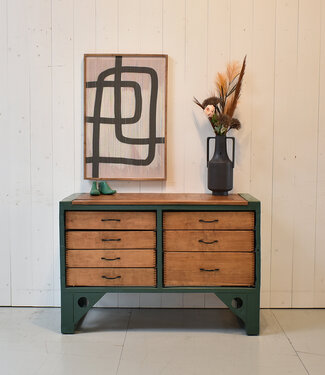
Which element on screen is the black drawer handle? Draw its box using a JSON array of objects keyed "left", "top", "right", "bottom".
[
  {"left": 198, "top": 239, "right": 219, "bottom": 244},
  {"left": 102, "top": 275, "right": 121, "bottom": 280},
  {"left": 199, "top": 219, "right": 219, "bottom": 223},
  {"left": 200, "top": 268, "right": 220, "bottom": 272},
  {"left": 102, "top": 238, "right": 121, "bottom": 242},
  {"left": 101, "top": 257, "right": 121, "bottom": 261},
  {"left": 101, "top": 219, "right": 121, "bottom": 222}
]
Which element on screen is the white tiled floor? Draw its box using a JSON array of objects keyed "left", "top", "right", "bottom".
[{"left": 0, "top": 308, "right": 324, "bottom": 374}]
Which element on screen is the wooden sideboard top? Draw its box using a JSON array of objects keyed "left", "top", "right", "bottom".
[{"left": 71, "top": 193, "right": 249, "bottom": 205}]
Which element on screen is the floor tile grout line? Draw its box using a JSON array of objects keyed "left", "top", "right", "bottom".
[
  {"left": 296, "top": 350, "right": 325, "bottom": 358},
  {"left": 271, "top": 310, "right": 310, "bottom": 375},
  {"left": 116, "top": 309, "right": 132, "bottom": 375}
]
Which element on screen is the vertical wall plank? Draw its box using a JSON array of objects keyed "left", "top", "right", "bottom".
[
  {"left": 0, "top": 0, "right": 11, "bottom": 305},
  {"left": 163, "top": 0, "right": 186, "bottom": 193},
  {"left": 250, "top": 0, "right": 276, "bottom": 308},
  {"left": 52, "top": 0, "right": 74, "bottom": 306},
  {"left": 29, "top": 0, "right": 53, "bottom": 305},
  {"left": 229, "top": 0, "right": 253, "bottom": 193},
  {"left": 95, "top": 0, "right": 118, "bottom": 53},
  {"left": 271, "top": 0, "right": 298, "bottom": 307},
  {"left": 315, "top": 0, "right": 325, "bottom": 308},
  {"left": 291, "top": 0, "right": 321, "bottom": 307},
  {"left": 8, "top": 0, "right": 32, "bottom": 305},
  {"left": 184, "top": 0, "right": 209, "bottom": 193},
  {"left": 74, "top": 0, "right": 96, "bottom": 193},
  {"left": 207, "top": 0, "right": 230, "bottom": 85}
]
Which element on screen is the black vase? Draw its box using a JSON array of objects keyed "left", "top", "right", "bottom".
[{"left": 207, "top": 135, "right": 235, "bottom": 196}]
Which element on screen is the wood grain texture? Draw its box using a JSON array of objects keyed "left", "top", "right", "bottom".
[
  {"left": 66, "top": 231, "right": 156, "bottom": 249},
  {"left": 66, "top": 267, "right": 156, "bottom": 286},
  {"left": 164, "top": 252, "right": 254, "bottom": 286},
  {"left": 163, "top": 230, "right": 254, "bottom": 252},
  {"left": 65, "top": 211, "right": 156, "bottom": 230},
  {"left": 163, "top": 211, "right": 254, "bottom": 230},
  {"left": 66, "top": 249, "right": 156, "bottom": 268},
  {"left": 72, "top": 193, "right": 248, "bottom": 205}
]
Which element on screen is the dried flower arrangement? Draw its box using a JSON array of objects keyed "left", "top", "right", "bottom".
[{"left": 193, "top": 56, "right": 246, "bottom": 136}]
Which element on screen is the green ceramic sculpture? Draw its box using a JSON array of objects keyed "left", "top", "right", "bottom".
[
  {"left": 90, "top": 181, "right": 116, "bottom": 196},
  {"left": 99, "top": 181, "right": 116, "bottom": 195},
  {"left": 90, "top": 181, "right": 100, "bottom": 196}
]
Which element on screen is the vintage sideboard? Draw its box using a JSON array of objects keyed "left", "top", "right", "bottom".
[{"left": 60, "top": 193, "right": 260, "bottom": 335}]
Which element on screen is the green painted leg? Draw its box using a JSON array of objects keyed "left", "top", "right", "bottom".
[
  {"left": 61, "top": 293, "right": 75, "bottom": 334},
  {"left": 244, "top": 293, "right": 260, "bottom": 335},
  {"left": 216, "top": 292, "right": 260, "bottom": 335},
  {"left": 61, "top": 292, "right": 106, "bottom": 334}
]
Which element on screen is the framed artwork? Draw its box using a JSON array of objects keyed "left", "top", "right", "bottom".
[{"left": 84, "top": 54, "right": 168, "bottom": 180}]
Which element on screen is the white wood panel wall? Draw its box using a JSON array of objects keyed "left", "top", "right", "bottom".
[{"left": 0, "top": 0, "right": 324, "bottom": 308}]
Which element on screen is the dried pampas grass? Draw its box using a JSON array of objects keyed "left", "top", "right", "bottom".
[{"left": 193, "top": 56, "right": 246, "bottom": 136}]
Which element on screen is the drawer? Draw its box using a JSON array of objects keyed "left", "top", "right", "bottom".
[
  {"left": 66, "top": 249, "right": 156, "bottom": 267},
  {"left": 66, "top": 231, "right": 156, "bottom": 249},
  {"left": 163, "top": 211, "right": 254, "bottom": 230},
  {"left": 164, "top": 230, "right": 254, "bottom": 252},
  {"left": 66, "top": 268, "right": 156, "bottom": 286},
  {"left": 164, "top": 252, "right": 254, "bottom": 286},
  {"left": 65, "top": 211, "right": 156, "bottom": 230}
]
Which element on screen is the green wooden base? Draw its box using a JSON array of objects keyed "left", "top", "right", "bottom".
[
  {"left": 61, "top": 292, "right": 105, "bottom": 334},
  {"left": 217, "top": 292, "right": 260, "bottom": 335},
  {"left": 61, "top": 290, "right": 259, "bottom": 335}
]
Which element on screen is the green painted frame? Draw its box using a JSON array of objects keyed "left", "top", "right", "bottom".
[{"left": 60, "top": 193, "right": 260, "bottom": 335}]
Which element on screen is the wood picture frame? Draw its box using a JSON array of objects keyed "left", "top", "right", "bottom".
[{"left": 84, "top": 54, "right": 168, "bottom": 180}]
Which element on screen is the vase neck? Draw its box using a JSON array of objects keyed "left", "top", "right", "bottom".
[{"left": 213, "top": 136, "right": 227, "bottom": 156}]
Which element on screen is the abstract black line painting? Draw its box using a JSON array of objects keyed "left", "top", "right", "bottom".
[{"left": 84, "top": 54, "right": 167, "bottom": 180}]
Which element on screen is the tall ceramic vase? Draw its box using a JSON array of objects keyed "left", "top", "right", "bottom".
[{"left": 207, "top": 135, "right": 235, "bottom": 196}]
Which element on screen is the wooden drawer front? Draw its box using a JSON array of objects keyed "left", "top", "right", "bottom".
[
  {"left": 163, "top": 211, "right": 254, "bottom": 230},
  {"left": 164, "top": 252, "right": 254, "bottom": 286},
  {"left": 66, "top": 268, "right": 156, "bottom": 286},
  {"left": 66, "top": 250, "right": 156, "bottom": 268},
  {"left": 164, "top": 230, "right": 254, "bottom": 252},
  {"left": 65, "top": 211, "right": 156, "bottom": 230},
  {"left": 66, "top": 231, "right": 156, "bottom": 249}
]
